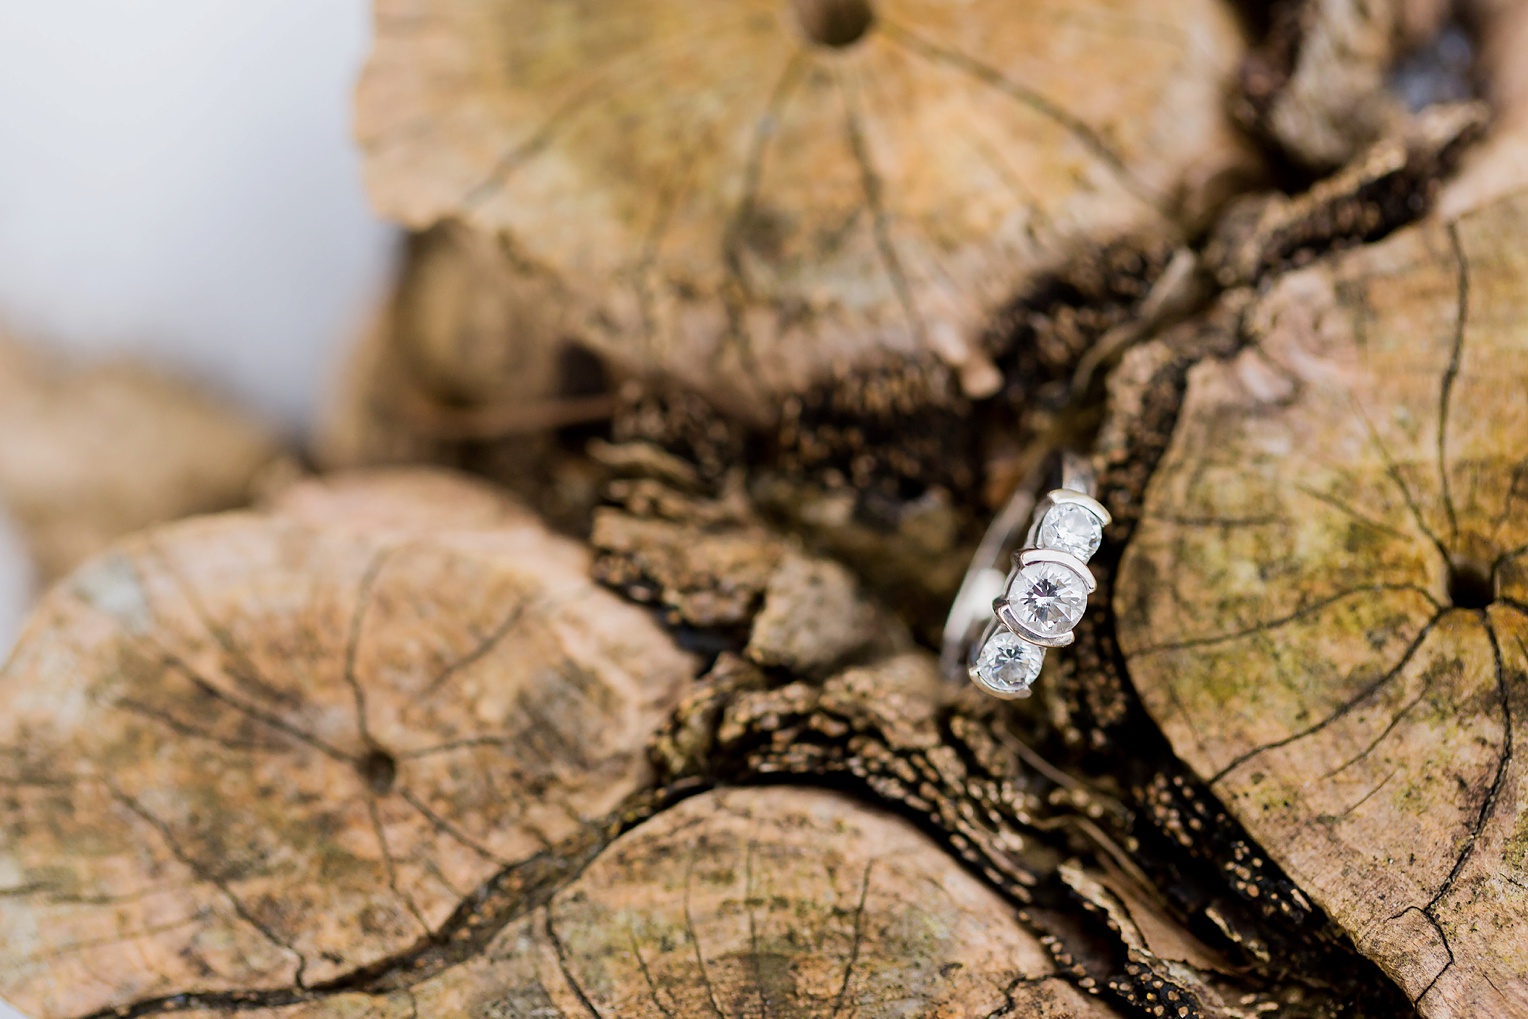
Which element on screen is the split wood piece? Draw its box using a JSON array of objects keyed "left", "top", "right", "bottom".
[
  {"left": 1116, "top": 190, "right": 1528, "bottom": 1014},
  {"left": 1203, "top": 102, "right": 1485, "bottom": 289},
  {"left": 603, "top": 376, "right": 980, "bottom": 644},
  {"left": 319, "top": 225, "right": 610, "bottom": 529},
  {"left": 0, "top": 469, "right": 694, "bottom": 1019},
  {"left": 356, "top": 0, "right": 1257, "bottom": 422},
  {"left": 1056, "top": 862, "right": 1253, "bottom": 1016},
  {"left": 0, "top": 335, "right": 285, "bottom": 585},
  {"left": 166, "top": 788, "right": 1115, "bottom": 1019},
  {"left": 1235, "top": 0, "right": 1454, "bottom": 171},
  {"left": 590, "top": 476, "right": 897, "bottom": 675}
]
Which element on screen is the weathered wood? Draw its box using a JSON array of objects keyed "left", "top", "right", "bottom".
[
  {"left": 1439, "top": 0, "right": 1528, "bottom": 219},
  {"left": 590, "top": 470, "right": 903, "bottom": 673},
  {"left": 165, "top": 788, "right": 1114, "bottom": 1019},
  {"left": 340, "top": 0, "right": 1273, "bottom": 638},
  {"left": 1116, "top": 188, "right": 1528, "bottom": 1014},
  {"left": 14, "top": 5, "right": 1528, "bottom": 1019},
  {"left": 654, "top": 646, "right": 1417, "bottom": 1017},
  {"left": 501, "top": 785, "right": 1113, "bottom": 1019},
  {"left": 0, "top": 470, "right": 694, "bottom": 1019},
  {"left": 356, "top": 0, "right": 1257, "bottom": 422}
]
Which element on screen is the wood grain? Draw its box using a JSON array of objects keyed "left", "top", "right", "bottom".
[
  {"left": 0, "top": 470, "right": 694, "bottom": 1019},
  {"left": 1117, "top": 191, "right": 1528, "bottom": 1015},
  {"left": 356, "top": 0, "right": 1255, "bottom": 419}
]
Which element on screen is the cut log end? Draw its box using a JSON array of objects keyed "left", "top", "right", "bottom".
[
  {"left": 1116, "top": 190, "right": 1528, "bottom": 1014},
  {"left": 356, "top": 0, "right": 1257, "bottom": 418},
  {"left": 0, "top": 470, "right": 695, "bottom": 1019}
]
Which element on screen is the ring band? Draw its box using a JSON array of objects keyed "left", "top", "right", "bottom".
[{"left": 943, "top": 452, "right": 1109, "bottom": 699}]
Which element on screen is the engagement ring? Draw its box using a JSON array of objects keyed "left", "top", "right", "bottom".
[{"left": 942, "top": 452, "right": 1109, "bottom": 699}]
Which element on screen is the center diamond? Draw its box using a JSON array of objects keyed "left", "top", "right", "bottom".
[{"left": 1006, "top": 561, "right": 1089, "bottom": 638}]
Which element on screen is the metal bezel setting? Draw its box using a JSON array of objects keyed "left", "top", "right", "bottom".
[
  {"left": 966, "top": 619, "right": 1041, "bottom": 700},
  {"left": 995, "top": 548, "right": 1096, "bottom": 647},
  {"left": 1012, "top": 547, "right": 1097, "bottom": 591},
  {"left": 995, "top": 600, "right": 1076, "bottom": 648},
  {"left": 951, "top": 451, "right": 1106, "bottom": 697},
  {"left": 1024, "top": 489, "right": 1111, "bottom": 547}
]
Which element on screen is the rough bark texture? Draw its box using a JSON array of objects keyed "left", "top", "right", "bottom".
[{"left": 0, "top": 334, "right": 285, "bottom": 585}]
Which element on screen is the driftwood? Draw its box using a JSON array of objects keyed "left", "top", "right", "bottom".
[{"left": 6, "top": 2, "right": 1528, "bottom": 1018}]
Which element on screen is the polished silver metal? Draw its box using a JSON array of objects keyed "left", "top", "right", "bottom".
[
  {"left": 1014, "top": 547, "right": 1098, "bottom": 590},
  {"left": 939, "top": 456, "right": 1044, "bottom": 682},
  {"left": 953, "top": 449, "right": 1108, "bottom": 698},
  {"left": 1024, "top": 489, "right": 1112, "bottom": 548},
  {"left": 995, "top": 600, "right": 1076, "bottom": 648}
]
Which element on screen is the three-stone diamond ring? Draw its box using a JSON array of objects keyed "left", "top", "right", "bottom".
[{"left": 941, "top": 452, "right": 1110, "bottom": 699}]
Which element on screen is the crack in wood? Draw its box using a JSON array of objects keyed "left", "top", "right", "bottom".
[
  {"left": 1422, "top": 616, "right": 1513, "bottom": 916},
  {"left": 681, "top": 840, "right": 729, "bottom": 1019},
  {"left": 838, "top": 68, "right": 927, "bottom": 351},
  {"left": 1352, "top": 393, "right": 1454, "bottom": 567},
  {"left": 407, "top": 600, "right": 526, "bottom": 708},
  {"left": 829, "top": 859, "right": 874, "bottom": 1019},
  {"left": 625, "top": 919, "right": 680, "bottom": 1019},
  {"left": 1294, "top": 481, "right": 1420, "bottom": 546},
  {"left": 1207, "top": 607, "right": 1444, "bottom": 784},
  {"left": 73, "top": 791, "right": 649, "bottom": 1019},
  {"left": 342, "top": 548, "right": 394, "bottom": 748},
  {"left": 1132, "top": 582, "right": 1437, "bottom": 656},
  {"left": 876, "top": 19, "right": 1162, "bottom": 211},
  {"left": 157, "top": 650, "right": 352, "bottom": 765},
  {"left": 364, "top": 789, "right": 433, "bottom": 937},
  {"left": 718, "top": 45, "right": 810, "bottom": 379},
  {"left": 109, "top": 695, "right": 277, "bottom": 754},
  {"left": 544, "top": 903, "right": 604, "bottom": 1019},
  {"left": 105, "top": 783, "right": 311, "bottom": 989},
  {"left": 743, "top": 838, "right": 772, "bottom": 1019},
  {"left": 1437, "top": 221, "right": 1470, "bottom": 545}
]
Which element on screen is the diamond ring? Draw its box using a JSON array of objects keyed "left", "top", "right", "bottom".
[{"left": 942, "top": 452, "right": 1110, "bottom": 699}]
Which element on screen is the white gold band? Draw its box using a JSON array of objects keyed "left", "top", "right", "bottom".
[{"left": 944, "top": 451, "right": 1108, "bottom": 699}]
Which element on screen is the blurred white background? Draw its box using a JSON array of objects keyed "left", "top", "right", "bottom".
[{"left": 0, "top": 0, "right": 398, "bottom": 660}]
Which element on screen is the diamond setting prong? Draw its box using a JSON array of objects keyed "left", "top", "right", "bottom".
[
  {"left": 995, "top": 599, "right": 1076, "bottom": 648},
  {"left": 1013, "top": 548, "right": 1096, "bottom": 592},
  {"left": 1040, "top": 489, "right": 1111, "bottom": 527},
  {"left": 969, "top": 627, "right": 1044, "bottom": 699}
]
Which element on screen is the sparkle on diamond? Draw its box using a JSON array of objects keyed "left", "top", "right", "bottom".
[
  {"left": 1037, "top": 503, "right": 1103, "bottom": 561},
  {"left": 972, "top": 630, "right": 1043, "bottom": 695},
  {"left": 1007, "top": 561, "right": 1089, "bottom": 637}
]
